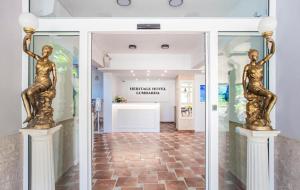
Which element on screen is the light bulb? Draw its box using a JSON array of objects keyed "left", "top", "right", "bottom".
[
  {"left": 258, "top": 17, "right": 277, "bottom": 35},
  {"left": 19, "top": 13, "right": 39, "bottom": 32}
]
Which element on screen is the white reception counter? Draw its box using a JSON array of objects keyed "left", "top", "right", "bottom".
[{"left": 112, "top": 103, "right": 160, "bottom": 132}]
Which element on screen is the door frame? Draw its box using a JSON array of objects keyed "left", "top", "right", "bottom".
[{"left": 20, "top": 16, "right": 277, "bottom": 190}]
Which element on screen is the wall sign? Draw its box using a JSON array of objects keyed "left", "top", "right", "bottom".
[{"left": 130, "top": 87, "right": 166, "bottom": 95}]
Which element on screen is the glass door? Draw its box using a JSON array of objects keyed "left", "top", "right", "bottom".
[
  {"left": 218, "top": 33, "right": 264, "bottom": 190},
  {"left": 29, "top": 33, "right": 80, "bottom": 190}
]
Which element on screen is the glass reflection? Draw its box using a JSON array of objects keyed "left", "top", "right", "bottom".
[
  {"left": 31, "top": 34, "right": 80, "bottom": 189},
  {"left": 30, "top": 0, "right": 268, "bottom": 17},
  {"left": 218, "top": 34, "right": 264, "bottom": 190}
]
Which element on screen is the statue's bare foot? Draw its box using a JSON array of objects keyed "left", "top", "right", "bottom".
[{"left": 23, "top": 116, "right": 32, "bottom": 124}]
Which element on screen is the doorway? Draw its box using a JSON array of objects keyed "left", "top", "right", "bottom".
[{"left": 90, "top": 32, "right": 207, "bottom": 190}]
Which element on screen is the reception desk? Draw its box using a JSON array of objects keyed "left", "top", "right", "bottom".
[{"left": 112, "top": 103, "right": 160, "bottom": 132}]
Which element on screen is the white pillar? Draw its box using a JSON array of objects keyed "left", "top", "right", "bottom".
[
  {"left": 236, "top": 127, "right": 279, "bottom": 190},
  {"left": 20, "top": 125, "right": 62, "bottom": 190}
]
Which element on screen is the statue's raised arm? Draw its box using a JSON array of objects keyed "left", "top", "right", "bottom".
[
  {"left": 23, "top": 33, "right": 41, "bottom": 60},
  {"left": 259, "top": 37, "right": 275, "bottom": 65}
]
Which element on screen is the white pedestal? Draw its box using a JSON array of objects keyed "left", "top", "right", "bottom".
[
  {"left": 20, "top": 125, "right": 62, "bottom": 190},
  {"left": 236, "top": 127, "right": 280, "bottom": 190}
]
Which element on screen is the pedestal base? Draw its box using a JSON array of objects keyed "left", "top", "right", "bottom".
[
  {"left": 27, "top": 119, "right": 55, "bottom": 129},
  {"left": 236, "top": 127, "right": 279, "bottom": 190},
  {"left": 20, "top": 125, "right": 62, "bottom": 190},
  {"left": 245, "top": 124, "right": 273, "bottom": 131}
]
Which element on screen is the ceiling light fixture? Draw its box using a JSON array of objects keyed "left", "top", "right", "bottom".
[
  {"left": 164, "top": 70, "right": 168, "bottom": 73},
  {"left": 169, "top": 0, "right": 183, "bottom": 7},
  {"left": 161, "top": 44, "right": 170, "bottom": 49},
  {"left": 129, "top": 44, "right": 137, "bottom": 49},
  {"left": 117, "top": 0, "right": 131, "bottom": 6},
  {"left": 130, "top": 70, "right": 134, "bottom": 73}
]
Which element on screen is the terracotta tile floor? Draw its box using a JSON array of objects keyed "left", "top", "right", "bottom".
[
  {"left": 92, "top": 123, "right": 206, "bottom": 190},
  {"left": 56, "top": 165, "right": 79, "bottom": 190},
  {"left": 56, "top": 123, "right": 245, "bottom": 190}
]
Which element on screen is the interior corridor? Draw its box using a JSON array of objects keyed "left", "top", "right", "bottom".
[{"left": 92, "top": 123, "right": 206, "bottom": 190}]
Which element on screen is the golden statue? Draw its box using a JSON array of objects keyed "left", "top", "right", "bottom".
[
  {"left": 243, "top": 34, "right": 277, "bottom": 131},
  {"left": 21, "top": 29, "right": 57, "bottom": 129}
]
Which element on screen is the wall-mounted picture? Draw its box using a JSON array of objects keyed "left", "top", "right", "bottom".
[{"left": 200, "top": 85, "right": 206, "bottom": 102}]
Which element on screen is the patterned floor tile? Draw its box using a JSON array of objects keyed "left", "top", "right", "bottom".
[{"left": 56, "top": 123, "right": 208, "bottom": 190}]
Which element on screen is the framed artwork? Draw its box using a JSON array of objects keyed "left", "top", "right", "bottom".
[{"left": 200, "top": 85, "right": 206, "bottom": 102}]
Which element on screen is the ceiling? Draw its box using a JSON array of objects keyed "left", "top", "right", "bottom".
[
  {"left": 92, "top": 33, "right": 205, "bottom": 54},
  {"left": 100, "top": 69, "right": 203, "bottom": 81}
]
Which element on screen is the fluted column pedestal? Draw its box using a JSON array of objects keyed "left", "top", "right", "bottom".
[
  {"left": 236, "top": 127, "right": 279, "bottom": 190},
  {"left": 20, "top": 125, "right": 62, "bottom": 190}
]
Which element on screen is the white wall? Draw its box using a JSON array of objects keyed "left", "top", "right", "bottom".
[
  {"left": 111, "top": 74, "right": 119, "bottom": 99},
  {"left": 0, "top": 1, "right": 23, "bottom": 189},
  {"left": 103, "top": 73, "right": 113, "bottom": 132},
  {"left": 118, "top": 80, "right": 176, "bottom": 122},
  {"left": 0, "top": 0, "right": 22, "bottom": 136},
  {"left": 109, "top": 54, "right": 192, "bottom": 70},
  {"left": 91, "top": 40, "right": 105, "bottom": 68},
  {"left": 276, "top": 0, "right": 300, "bottom": 140},
  {"left": 191, "top": 43, "right": 206, "bottom": 69}
]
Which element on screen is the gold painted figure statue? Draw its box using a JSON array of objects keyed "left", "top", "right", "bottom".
[
  {"left": 22, "top": 29, "right": 57, "bottom": 129},
  {"left": 243, "top": 34, "right": 277, "bottom": 131}
]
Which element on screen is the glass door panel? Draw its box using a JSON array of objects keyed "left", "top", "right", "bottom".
[
  {"left": 29, "top": 33, "right": 80, "bottom": 190},
  {"left": 218, "top": 33, "right": 264, "bottom": 190}
]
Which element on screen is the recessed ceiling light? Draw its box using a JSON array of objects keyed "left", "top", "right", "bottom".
[
  {"left": 147, "top": 70, "right": 151, "bottom": 73},
  {"left": 164, "top": 70, "right": 168, "bottom": 73},
  {"left": 161, "top": 44, "right": 170, "bottom": 49},
  {"left": 130, "top": 70, "right": 134, "bottom": 73},
  {"left": 136, "top": 78, "right": 138, "bottom": 81},
  {"left": 169, "top": 0, "right": 183, "bottom": 7},
  {"left": 129, "top": 44, "right": 137, "bottom": 49},
  {"left": 132, "top": 73, "right": 136, "bottom": 77},
  {"left": 117, "top": 0, "right": 131, "bottom": 6}
]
